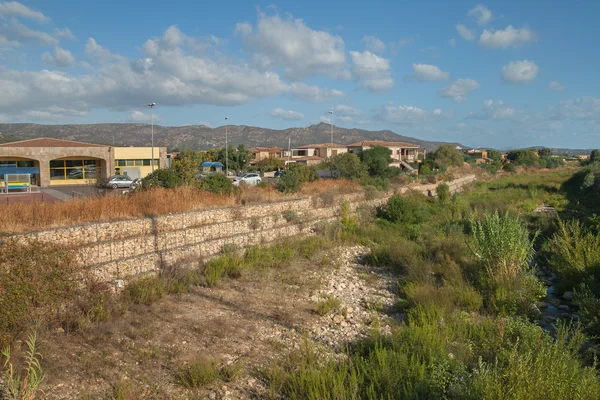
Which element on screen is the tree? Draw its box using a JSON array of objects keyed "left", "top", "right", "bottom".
[
  {"left": 322, "top": 153, "right": 368, "bottom": 180},
  {"left": 590, "top": 150, "right": 600, "bottom": 164},
  {"left": 213, "top": 144, "right": 251, "bottom": 173},
  {"left": 506, "top": 149, "right": 539, "bottom": 166},
  {"left": 359, "top": 146, "right": 392, "bottom": 177},
  {"left": 433, "top": 145, "right": 464, "bottom": 169},
  {"left": 172, "top": 153, "right": 202, "bottom": 186},
  {"left": 255, "top": 157, "right": 285, "bottom": 172},
  {"left": 539, "top": 147, "right": 553, "bottom": 157},
  {"left": 487, "top": 150, "right": 504, "bottom": 163}
]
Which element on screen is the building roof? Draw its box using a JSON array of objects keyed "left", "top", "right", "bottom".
[
  {"left": 296, "top": 143, "right": 347, "bottom": 149},
  {"left": 346, "top": 140, "right": 420, "bottom": 148},
  {"left": 291, "top": 156, "right": 325, "bottom": 161},
  {"left": 249, "top": 147, "right": 283, "bottom": 153},
  {"left": 0, "top": 137, "right": 106, "bottom": 148}
]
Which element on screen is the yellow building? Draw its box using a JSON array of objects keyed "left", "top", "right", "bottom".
[{"left": 113, "top": 147, "right": 164, "bottom": 179}]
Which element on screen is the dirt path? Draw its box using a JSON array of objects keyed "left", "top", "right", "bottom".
[{"left": 37, "top": 246, "right": 397, "bottom": 399}]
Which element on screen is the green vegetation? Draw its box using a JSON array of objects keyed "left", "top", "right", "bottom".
[
  {"left": 1, "top": 329, "right": 44, "bottom": 400},
  {"left": 322, "top": 152, "right": 368, "bottom": 180},
  {"left": 265, "top": 167, "right": 600, "bottom": 399},
  {"left": 276, "top": 163, "right": 320, "bottom": 193},
  {"left": 315, "top": 294, "right": 342, "bottom": 316}
]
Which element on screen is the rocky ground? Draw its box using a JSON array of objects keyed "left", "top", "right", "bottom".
[{"left": 30, "top": 245, "right": 396, "bottom": 399}]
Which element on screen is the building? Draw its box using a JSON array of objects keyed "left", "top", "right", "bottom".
[
  {"left": 0, "top": 137, "right": 166, "bottom": 188},
  {"left": 347, "top": 140, "right": 420, "bottom": 162},
  {"left": 249, "top": 147, "right": 283, "bottom": 162},
  {"left": 281, "top": 143, "right": 347, "bottom": 165},
  {"left": 463, "top": 149, "right": 492, "bottom": 164}
]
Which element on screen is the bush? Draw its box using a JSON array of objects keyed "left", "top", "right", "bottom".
[
  {"left": 502, "top": 163, "right": 516, "bottom": 173},
  {"left": 141, "top": 167, "right": 186, "bottom": 189},
  {"left": 377, "top": 193, "right": 430, "bottom": 225},
  {"left": 315, "top": 294, "right": 341, "bottom": 316},
  {"left": 124, "top": 276, "right": 166, "bottom": 305},
  {"left": 470, "top": 212, "right": 536, "bottom": 284},
  {"left": 0, "top": 242, "right": 78, "bottom": 344},
  {"left": 200, "top": 173, "right": 234, "bottom": 195},
  {"left": 545, "top": 219, "right": 600, "bottom": 289},
  {"left": 436, "top": 183, "right": 451, "bottom": 203},
  {"left": 276, "top": 170, "right": 300, "bottom": 193},
  {"left": 176, "top": 357, "right": 220, "bottom": 388}
]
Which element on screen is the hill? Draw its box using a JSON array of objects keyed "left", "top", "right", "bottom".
[{"left": 0, "top": 123, "right": 465, "bottom": 152}]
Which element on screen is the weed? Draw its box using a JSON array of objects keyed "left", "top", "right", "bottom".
[
  {"left": 315, "top": 294, "right": 341, "bottom": 316},
  {"left": 176, "top": 357, "right": 220, "bottom": 389},
  {"left": 282, "top": 210, "right": 299, "bottom": 223},
  {"left": 248, "top": 217, "right": 261, "bottom": 231},
  {"left": 1, "top": 329, "right": 44, "bottom": 400},
  {"left": 124, "top": 276, "right": 166, "bottom": 305},
  {"left": 220, "top": 359, "right": 246, "bottom": 382}
]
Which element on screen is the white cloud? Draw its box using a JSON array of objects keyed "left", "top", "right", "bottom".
[
  {"left": 439, "top": 78, "right": 481, "bottom": 102},
  {"left": 234, "top": 22, "right": 252, "bottom": 36},
  {"left": 0, "top": 25, "right": 346, "bottom": 120},
  {"left": 55, "top": 28, "right": 76, "bottom": 40},
  {"left": 410, "top": 63, "right": 450, "bottom": 82},
  {"left": 24, "top": 106, "right": 87, "bottom": 121},
  {"left": 0, "top": 1, "right": 48, "bottom": 22},
  {"left": 350, "top": 50, "right": 394, "bottom": 91},
  {"left": 468, "top": 5, "right": 493, "bottom": 25},
  {"left": 330, "top": 104, "right": 363, "bottom": 124},
  {"left": 0, "top": 33, "right": 19, "bottom": 47},
  {"left": 198, "top": 121, "right": 212, "bottom": 127},
  {"left": 2, "top": 19, "right": 58, "bottom": 46},
  {"left": 548, "top": 97, "right": 600, "bottom": 121},
  {"left": 238, "top": 12, "right": 347, "bottom": 80},
  {"left": 480, "top": 26, "right": 536, "bottom": 49},
  {"left": 468, "top": 99, "right": 525, "bottom": 121},
  {"left": 456, "top": 24, "right": 474, "bottom": 41},
  {"left": 85, "top": 38, "right": 112, "bottom": 60},
  {"left": 320, "top": 116, "right": 331, "bottom": 124},
  {"left": 362, "top": 35, "right": 385, "bottom": 53},
  {"left": 271, "top": 108, "right": 304, "bottom": 120},
  {"left": 548, "top": 81, "right": 565, "bottom": 92},
  {"left": 41, "top": 46, "right": 75, "bottom": 67},
  {"left": 129, "top": 110, "right": 155, "bottom": 122},
  {"left": 289, "top": 82, "right": 344, "bottom": 103},
  {"left": 376, "top": 104, "right": 448, "bottom": 125},
  {"left": 449, "top": 38, "right": 456, "bottom": 47},
  {"left": 501, "top": 60, "right": 539, "bottom": 84}
]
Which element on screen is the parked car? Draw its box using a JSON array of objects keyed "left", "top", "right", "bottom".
[
  {"left": 232, "top": 173, "right": 262, "bottom": 186},
  {"left": 106, "top": 175, "right": 137, "bottom": 189},
  {"left": 274, "top": 170, "right": 285, "bottom": 178}
]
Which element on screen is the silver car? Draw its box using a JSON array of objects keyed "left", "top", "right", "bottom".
[
  {"left": 106, "top": 175, "right": 137, "bottom": 189},
  {"left": 232, "top": 173, "right": 262, "bottom": 186}
]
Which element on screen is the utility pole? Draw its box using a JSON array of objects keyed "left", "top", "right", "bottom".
[
  {"left": 148, "top": 102, "right": 156, "bottom": 172},
  {"left": 225, "top": 117, "right": 229, "bottom": 176}
]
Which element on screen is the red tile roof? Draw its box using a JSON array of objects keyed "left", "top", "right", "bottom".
[
  {"left": 0, "top": 137, "right": 106, "bottom": 148},
  {"left": 249, "top": 147, "right": 283, "bottom": 153},
  {"left": 296, "top": 143, "right": 347, "bottom": 149},
  {"left": 346, "top": 140, "right": 420, "bottom": 148}
]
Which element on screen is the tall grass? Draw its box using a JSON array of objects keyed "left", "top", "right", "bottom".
[{"left": 470, "top": 212, "right": 535, "bottom": 283}]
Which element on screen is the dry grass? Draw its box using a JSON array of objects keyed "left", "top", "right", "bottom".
[
  {"left": 0, "top": 180, "right": 366, "bottom": 234},
  {"left": 0, "top": 187, "right": 237, "bottom": 234}
]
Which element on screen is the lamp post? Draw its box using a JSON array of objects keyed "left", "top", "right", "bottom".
[
  {"left": 328, "top": 110, "right": 334, "bottom": 149},
  {"left": 148, "top": 102, "right": 156, "bottom": 172},
  {"left": 225, "top": 117, "right": 228, "bottom": 176}
]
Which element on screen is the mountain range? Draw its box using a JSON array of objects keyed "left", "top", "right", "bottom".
[{"left": 0, "top": 123, "right": 465, "bottom": 152}]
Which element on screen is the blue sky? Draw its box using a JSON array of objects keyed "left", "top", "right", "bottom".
[{"left": 1, "top": 0, "right": 599, "bottom": 149}]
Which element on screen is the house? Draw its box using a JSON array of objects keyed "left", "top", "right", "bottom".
[
  {"left": 463, "top": 149, "right": 492, "bottom": 164},
  {"left": 281, "top": 143, "right": 347, "bottom": 166},
  {"left": 249, "top": 147, "right": 283, "bottom": 162},
  {"left": 0, "top": 138, "right": 166, "bottom": 187},
  {"left": 346, "top": 140, "right": 420, "bottom": 162}
]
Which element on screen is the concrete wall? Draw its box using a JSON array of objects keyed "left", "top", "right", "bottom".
[{"left": 7, "top": 175, "right": 475, "bottom": 283}]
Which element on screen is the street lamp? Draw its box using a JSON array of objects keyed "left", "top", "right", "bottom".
[
  {"left": 328, "top": 110, "right": 334, "bottom": 148},
  {"left": 225, "top": 117, "right": 229, "bottom": 176},
  {"left": 148, "top": 102, "right": 156, "bottom": 172}
]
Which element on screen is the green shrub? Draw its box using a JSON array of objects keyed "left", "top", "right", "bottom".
[
  {"left": 502, "top": 163, "right": 516, "bottom": 173},
  {"left": 469, "top": 212, "right": 535, "bottom": 284},
  {"left": 574, "top": 284, "right": 600, "bottom": 337},
  {"left": 200, "top": 173, "right": 234, "bottom": 195},
  {"left": 282, "top": 210, "right": 299, "bottom": 223},
  {"left": 203, "top": 253, "right": 243, "bottom": 287},
  {"left": 140, "top": 167, "right": 185, "bottom": 189},
  {"left": 124, "top": 276, "right": 166, "bottom": 305},
  {"left": 377, "top": 193, "right": 430, "bottom": 225},
  {"left": 176, "top": 357, "right": 220, "bottom": 388},
  {"left": 546, "top": 219, "right": 600, "bottom": 289},
  {"left": 1, "top": 329, "right": 45, "bottom": 400},
  {"left": 276, "top": 170, "right": 300, "bottom": 193},
  {"left": 0, "top": 242, "right": 78, "bottom": 344},
  {"left": 436, "top": 183, "right": 451, "bottom": 203},
  {"left": 315, "top": 294, "right": 341, "bottom": 316}
]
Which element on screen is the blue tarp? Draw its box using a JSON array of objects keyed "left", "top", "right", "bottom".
[{"left": 200, "top": 162, "right": 224, "bottom": 168}]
